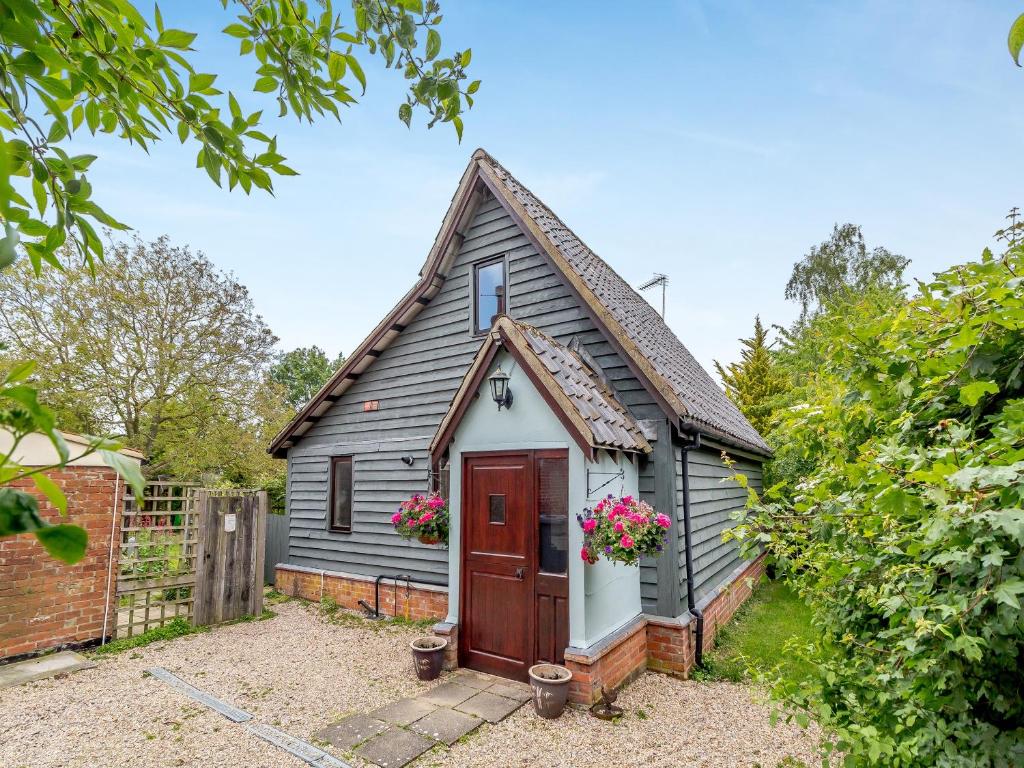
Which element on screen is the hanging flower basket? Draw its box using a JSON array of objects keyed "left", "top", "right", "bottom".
[
  {"left": 392, "top": 493, "right": 449, "bottom": 547},
  {"left": 577, "top": 494, "right": 671, "bottom": 566}
]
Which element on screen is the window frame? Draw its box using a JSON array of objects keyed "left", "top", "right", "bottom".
[
  {"left": 328, "top": 455, "right": 353, "bottom": 534},
  {"left": 471, "top": 255, "right": 508, "bottom": 335}
]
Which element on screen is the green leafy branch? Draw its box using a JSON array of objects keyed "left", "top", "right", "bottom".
[
  {"left": 0, "top": 0, "right": 476, "bottom": 274},
  {"left": 1, "top": 358, "right": 144, "bottom": 563}
]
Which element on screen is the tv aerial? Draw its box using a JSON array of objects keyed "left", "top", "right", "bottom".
[{"left": 637, "top": 273, "right": 669, "bottom": 318}]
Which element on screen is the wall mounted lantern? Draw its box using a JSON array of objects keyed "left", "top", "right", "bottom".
[{"left": 488, "top": 365, "right": 513, "bottom": 411}]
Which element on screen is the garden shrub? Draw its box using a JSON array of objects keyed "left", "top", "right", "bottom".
[{"left": 731, "top": 242, "right": 1024, "bottom": 766}]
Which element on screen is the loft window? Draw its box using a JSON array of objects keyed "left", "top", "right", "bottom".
[
  {"left": 329, "top": 456, "right": 353, "bottom": 533},
  {"left": 474, "top": 258, "right": 506, "bottom": 333}
]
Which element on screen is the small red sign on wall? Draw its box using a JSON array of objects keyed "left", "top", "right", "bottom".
[{"left": 363, "top": 400, "right": 380, "bottom": 412}]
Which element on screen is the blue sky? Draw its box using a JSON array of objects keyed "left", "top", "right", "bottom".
[{"left": 75, "top": 1, "right": 1023, "bottom": 374}]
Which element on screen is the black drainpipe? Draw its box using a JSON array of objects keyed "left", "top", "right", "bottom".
[{"left": 680, "top": 429, "right": 705, "bottom": 668}]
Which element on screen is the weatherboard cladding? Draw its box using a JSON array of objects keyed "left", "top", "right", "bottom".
[
  {"left": 675, "top": 446, "right": 764, "bottom": 610},
  {"left": 284, "top": 159, "right": 765, "bottom": 616},
  {"left": 286, "top": 195, "right": 660, "bottom": 582}
]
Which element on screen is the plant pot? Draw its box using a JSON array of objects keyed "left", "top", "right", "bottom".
[
  {"left": 528, "top": 663, "right": 572, "bottom": 719},
  {"left": 410, "top": 636, "right": 447, "bottom": 681},
  {"left": 417, "top": 533, "right": 441, "bottom": 546}
]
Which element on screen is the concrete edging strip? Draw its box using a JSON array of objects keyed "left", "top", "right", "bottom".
[
  {"left": 147, "top": 666, "right": 252, "bottom": 723},
  {"left": 147, "top": 666, "right": 351, "bottom": 767},
  {"left": 246, "top": 722, "right": 352, "bottom": 768}
]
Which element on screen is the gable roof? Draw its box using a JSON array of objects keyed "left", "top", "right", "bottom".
[
  {"left": 430, "top": 316, "right": 651, "bottom": 460},
  {"left": 269, "top": 149, "right": 770, "bottom": 458}
]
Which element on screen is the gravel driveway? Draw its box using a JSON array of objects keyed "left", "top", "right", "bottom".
[{"left": 0, "top": 599, "right": 822, "bottom": 768}]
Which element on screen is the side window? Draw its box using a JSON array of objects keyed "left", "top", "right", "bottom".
[
  {"left": 329, "top": 456, "right": 353, "bottom": 532},
  {"left": 474, "top": 257, "right": 506, "bottom": 333},
  {"left": 537, "top": 454, "right": 568, "bottom": 574}
]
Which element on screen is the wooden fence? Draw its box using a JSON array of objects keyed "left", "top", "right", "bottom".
[
  {"left": 264, "top": 510, "right": 290, "bottom": 585},
  {"left": 116, "top": 481, "right": 200, "bottom": 639},
  {"left": 115, "top": 483, "right": 265, "bottom": 638}
]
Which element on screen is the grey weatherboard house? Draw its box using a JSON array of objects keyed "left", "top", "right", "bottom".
[{"left": 269, "top": 149, "right": 769, "bottom": 693}]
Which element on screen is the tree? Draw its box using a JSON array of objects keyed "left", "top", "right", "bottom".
[
  {"left": 713, "top": 316, "right": 788, "bottom": 438},
  {"left": 785, "top": 223, "right": 909, "bottom": 320},
  {"left": 271, "top": 346, "right": 345, "bottom": 410},
  {"left": 729, "top": 223, "right": 1024, "bottom": 766},
  {"left": 0, "top": 235, "right": 284, "bottom": 479},
  {"left": 0, "top": 0, "right": 476, "bottom": 559},
  {"left": 0, "top": 0, "right": 477, "bottom": 269}
]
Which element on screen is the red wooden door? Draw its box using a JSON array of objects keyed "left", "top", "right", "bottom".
[
  {"left": 460, "top": 451, "right": 570, "bottom": 681},
  {"left": 460, "top": 453, "right": 534, "bottom": 679}
]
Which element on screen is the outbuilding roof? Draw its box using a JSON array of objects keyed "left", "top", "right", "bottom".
[
  {"left": 269, "top": 150, "right": 770, "bottom": 458},
  {"left": 429, "top": 317, "right": 651, "bottom": 460}
]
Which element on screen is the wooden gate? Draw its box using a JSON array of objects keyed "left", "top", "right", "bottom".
[
  {"left": 193, "top": 490, "right": 267, "bottom": 625},
  {"left": 115, "top": 484, "right": 266, "bottom": 638}
]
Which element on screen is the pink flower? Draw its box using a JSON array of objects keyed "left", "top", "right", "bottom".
[
  {"left": 607, "top": 510, "right": 617, "bottom": 521},
  {"left": 620, "top": 534, "right": 634, "bottom": 549},
  {"left": 613, "top": 520, "right": 624, "bottom": 533},
  {"left": 409, "top": 517, "right": 418, "bottom": 527},
  {"left": 427, "top": 497, "right": 445, "bottom": 509},
  {"left": 655, "top": 513, "right": 671, "bottom": 528},
  {"left": 622, "top": 495, "right": 635, "bottom": 505},
  {"left": 583, "top": 518, "right": 597, "bottom": 533},
  {"left": 419, "top": 511, "right": 434, "bottom": 524},
  {"left": 595, "top": 501, "right": 605, "bottom": 512},
  {"left": 391, "top": 512, "right": 402, "bottom": 525},
  {"left": 612, "top": 503, "right": 627, "bottom": 517},
  {"left": 580, "top": 546, "right": 591, "bottom": 562}
]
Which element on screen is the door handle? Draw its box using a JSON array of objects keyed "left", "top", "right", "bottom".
[{"left": 514, "top": 567, "right": 525, "bottom": 580}]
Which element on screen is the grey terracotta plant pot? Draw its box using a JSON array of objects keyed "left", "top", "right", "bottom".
[
  {"left": 528, "top": 663, "right": 573, "bottom": 719},
  {"left": 410, "top": 636, "right": 447, "bottom": 681}
]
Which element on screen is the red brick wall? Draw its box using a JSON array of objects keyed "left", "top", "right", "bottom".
[
  {"left": 566, "top": 554, "right": 767, "bottom": 703},
  {"left": 275, "top": 565, "right": 448, "bottom": 622},
  {"left": 565, "top": 617, "right": 648, "bottom": 705},
  {"left": 699, "top": 554, "right": 766, "bottom": 652},
  {"left": 0, "top": 467, "right": 122, "bottom": 660}
]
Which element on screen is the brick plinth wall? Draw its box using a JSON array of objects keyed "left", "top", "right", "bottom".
[
  {"left": 648, "top": 555, "right": 766, "bottom": 677},
  {"left": 432, "top": 621, "right": 458, "bottom": 670},
  {"left": 564, "top": 616, "right": 648, "bottom": 705},
  {"left": 698, "top": 554, "right": 767, "bottom": 652},
  {"left": 0, "top": 467, "right": 123, "bottom": 660},
  {"left": 275, "top": 565, "right": 448, "bottom": 622},
  {"left": 566, "top": 554, "right": 767, "bottom": 703}
]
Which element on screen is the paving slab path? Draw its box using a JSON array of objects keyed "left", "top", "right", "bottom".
[
  {"left": 315, "top": 669, "right": 531, "bottom": 768},
  {"left": 0, "top": 651, "right": 94, "bottom": 688}
]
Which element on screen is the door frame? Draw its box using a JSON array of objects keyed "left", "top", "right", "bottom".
[{"left": 458, "top": 449, "right": 569, "bottom": 680}]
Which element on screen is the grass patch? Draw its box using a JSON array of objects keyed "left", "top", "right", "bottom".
[
  {"left": 696, "top": 580, "right": 816, "bottom": 684},
  {"left": 93, "top": 608, "right": 276, "bottom": 656},
  {"left": 92, "top": 617, "right": 207, "bottom": 655},
  {"left": 315, "top": 598, "right": 437, "bottom": 633},
  {"left": 265, "top": 588, "right": 291, "bottom": 605}
]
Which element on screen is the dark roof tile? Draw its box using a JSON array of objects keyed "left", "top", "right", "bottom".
[{"left": 484, "top": 156, "right": 770, "bottom": 455}]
